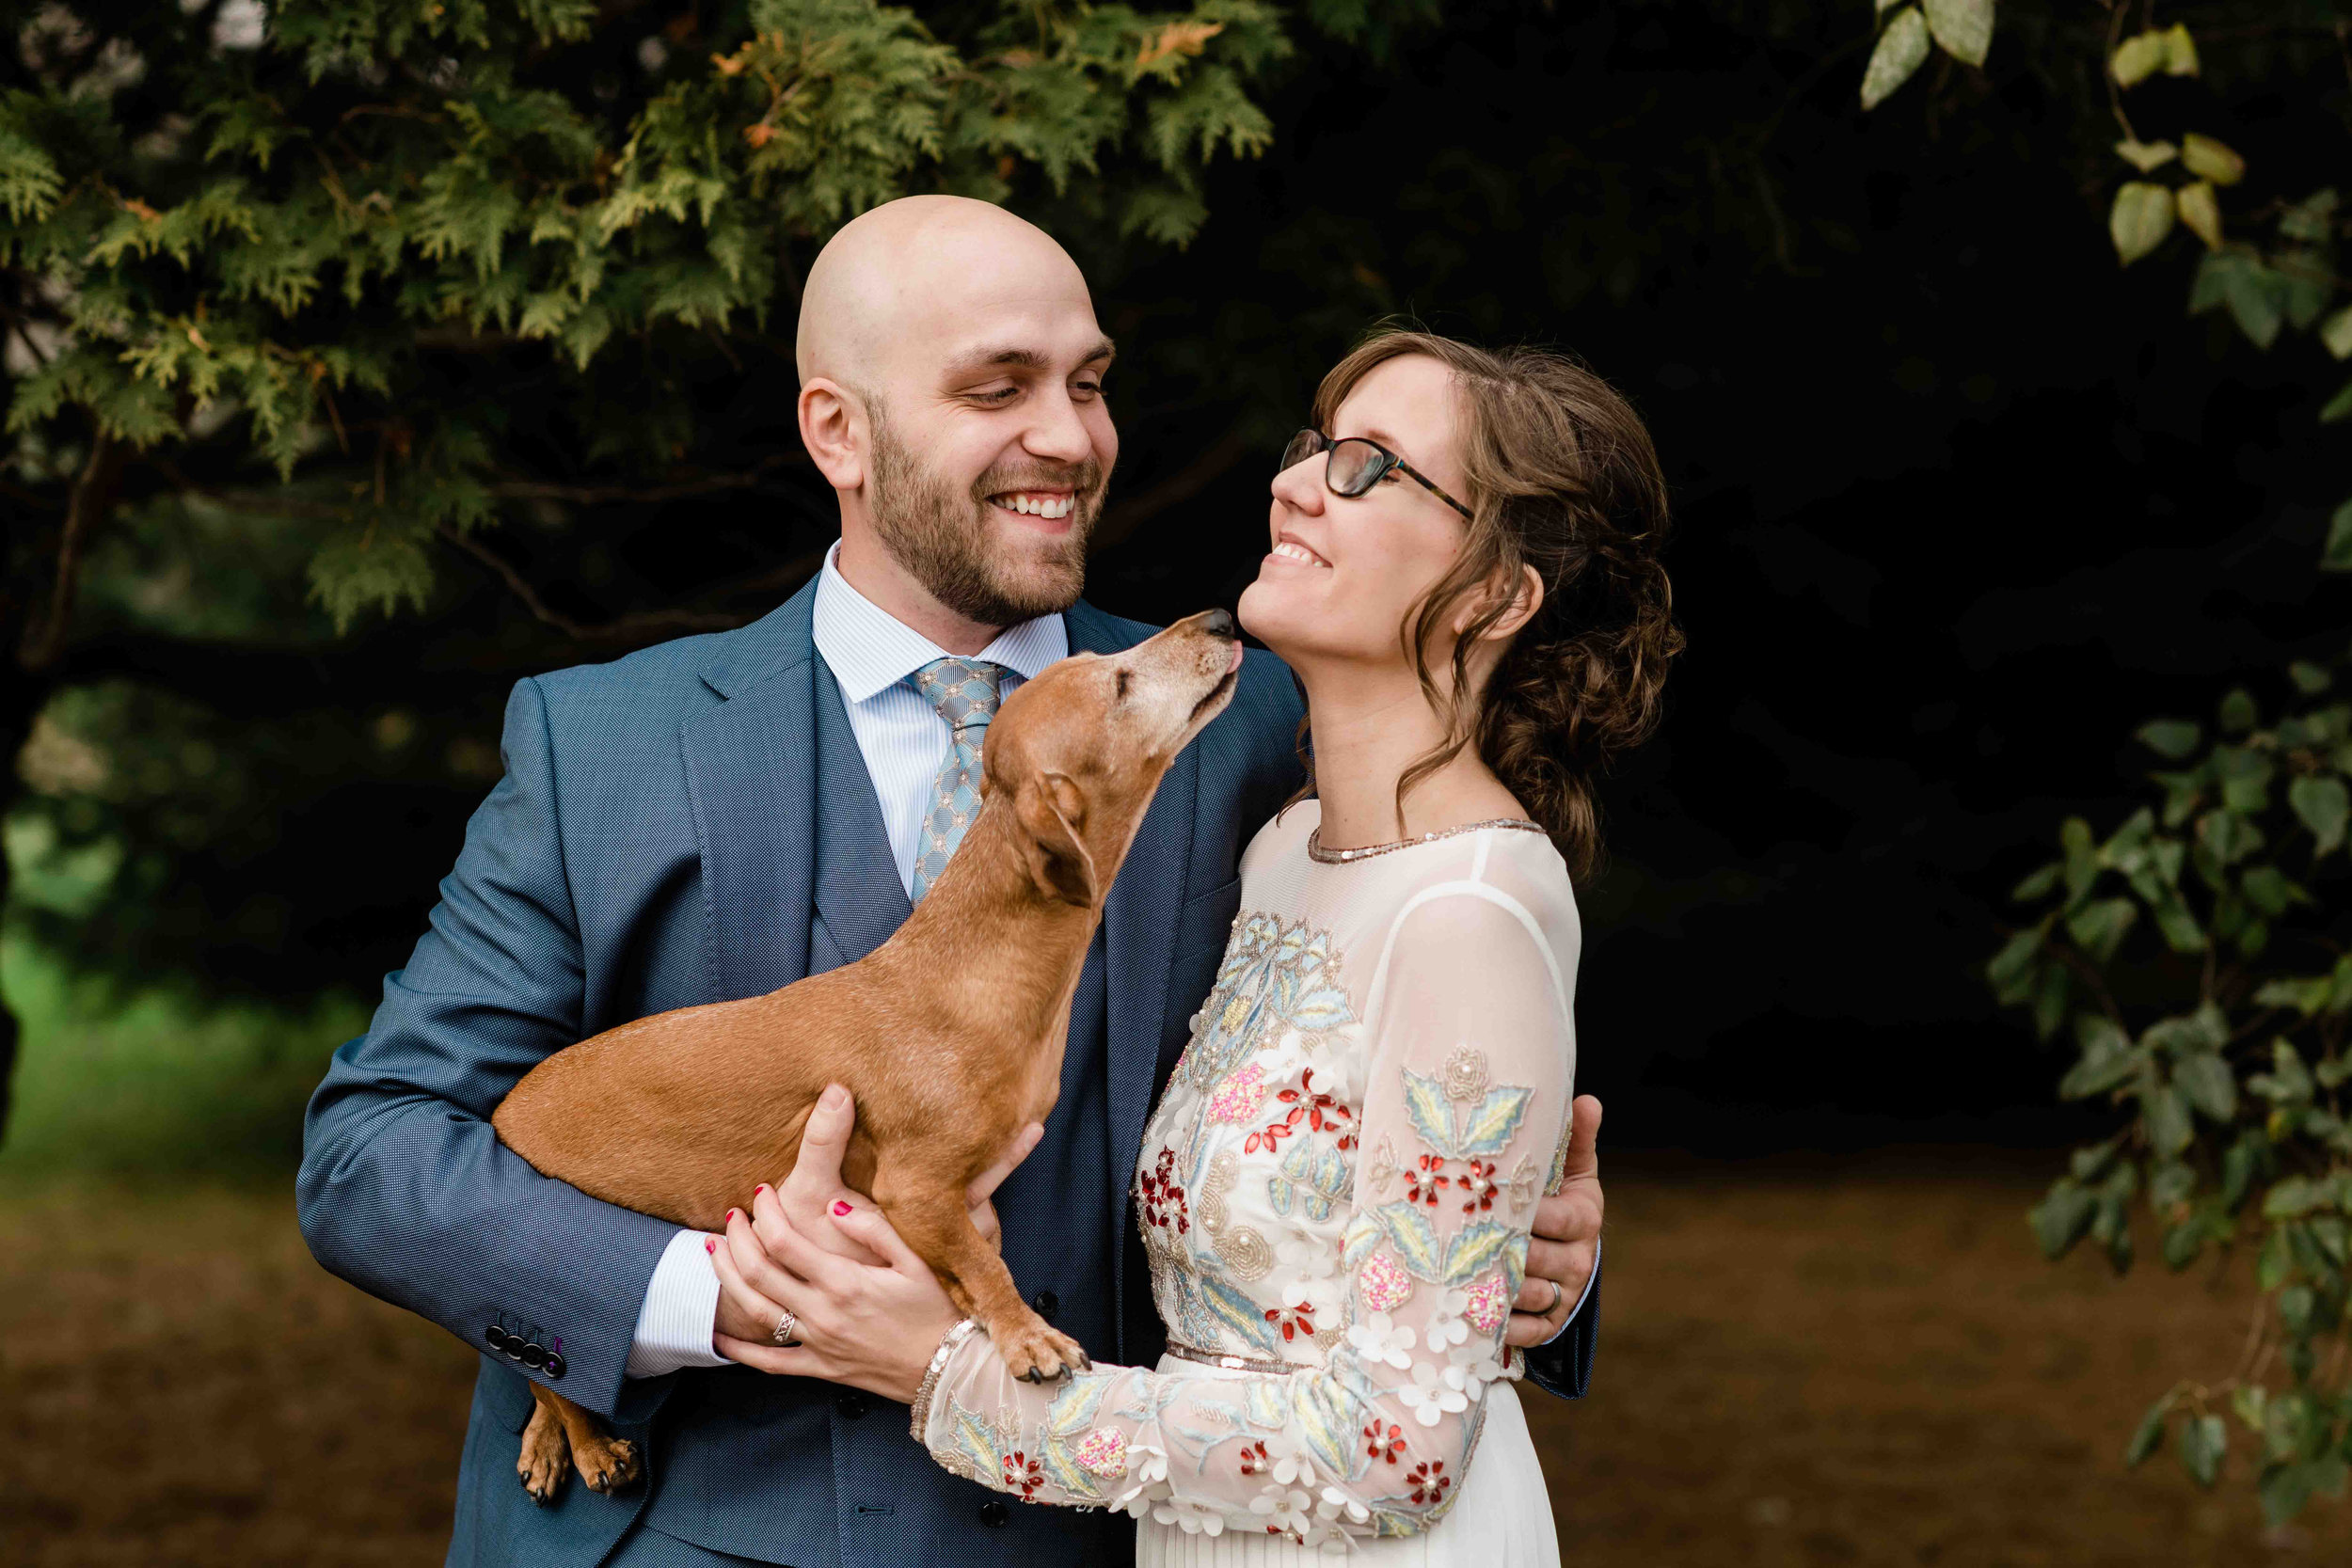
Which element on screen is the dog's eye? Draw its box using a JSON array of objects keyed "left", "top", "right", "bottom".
[{"left": 1115, "top": 670, "right": 1131, "bottom": 700}]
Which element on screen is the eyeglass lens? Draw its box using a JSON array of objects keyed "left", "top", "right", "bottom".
[{"left": 1279, "top": 429, "right": 1389, "bottom": 497}]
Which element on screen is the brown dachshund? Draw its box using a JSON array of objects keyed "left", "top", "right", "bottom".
[{"left": 489, "top": 609, "right": 1245, "bottom": 1502}]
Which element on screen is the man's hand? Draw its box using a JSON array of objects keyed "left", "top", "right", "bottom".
[
  {"left": 1504, "top": 1094, "right": 1603, "bottom": 1350},
  {"left": 709, "top": 1085, "right": 1041, "bottom": 1356}
]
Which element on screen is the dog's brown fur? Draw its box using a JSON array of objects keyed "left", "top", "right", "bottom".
[{"left": 487, "top": 610, "right": 1243, "bottom": 1502}]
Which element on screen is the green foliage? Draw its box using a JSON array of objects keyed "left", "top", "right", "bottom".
[
  {"left": 1997, "top": 675, "right": 2352, "bottom": 1516},
  {"left": 1, "top": 0, "right": 1303, "bottom": 628}
]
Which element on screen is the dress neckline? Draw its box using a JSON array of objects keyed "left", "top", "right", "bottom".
[{"left": 1305, "top": 816, "right": 1547, "bottom": 864}]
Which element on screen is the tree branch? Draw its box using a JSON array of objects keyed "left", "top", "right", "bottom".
[
  {"left": 20, "top": 429, "right": 125, "bottom": 672},
  {"left": 434, "top": 523, "right": 825, "bottom": 642},
  {"left": 1091, "top": 423, "right": 1255, "bottom": 551},
  {"left": 488, "top": 451, "right": 808, "bottom": 505}
]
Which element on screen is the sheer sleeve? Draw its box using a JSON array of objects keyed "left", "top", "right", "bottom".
[{"left": 914, "top": 888, "right": 1574, "bottom": 1546}]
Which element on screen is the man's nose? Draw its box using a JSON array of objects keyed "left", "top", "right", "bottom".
[{"left": 1022, "top": 388, "right": 1094, "bottom": 465}]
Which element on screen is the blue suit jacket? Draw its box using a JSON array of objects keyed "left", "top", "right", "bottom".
[{"left": 297, "top": 579, "right": 1597, "bottom": 1567}]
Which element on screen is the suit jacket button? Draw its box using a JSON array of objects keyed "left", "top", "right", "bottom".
[
  {"left": 521, "top": 1343, "right": 548, "bottom": 1368},
  {"left": 835, "top": 1391, "right": 869, "bottom": 1418},
  {"left": 544, "top": 1353, "right": 566, "bottom": 1380},
  {"left": 1031, "top": 1291, "right": 1059, "bottom": 1322},
  {"left": 485, "top": 1325, "right": 510, "bottom": 1352},
  {"left": 979, "top": 1500, "right": 1009, "bottom": 1528}
]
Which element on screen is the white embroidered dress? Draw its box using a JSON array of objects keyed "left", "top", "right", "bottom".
[{"left": 915, "top": 802, "right": 1577, "bottom": 1561}]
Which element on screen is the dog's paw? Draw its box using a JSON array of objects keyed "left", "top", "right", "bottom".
[
  {"left": 517, "top": 1412, "right": 571, "bottom": 1506},
  {"left": 575, "top": 1433, "right": 642, "bottom": 1496},
  {"left": 995, "top": 1313, "right": 1090, "bottom": 1384}
]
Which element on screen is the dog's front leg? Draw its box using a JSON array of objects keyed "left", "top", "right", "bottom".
[{"left": 880, "top": 1174, "right": 1091, "bottom": 1383}]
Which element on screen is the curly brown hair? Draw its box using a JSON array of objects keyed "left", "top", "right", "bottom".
[{"left": 1290, "top": 329, "right": 1683, "bottom": 881}]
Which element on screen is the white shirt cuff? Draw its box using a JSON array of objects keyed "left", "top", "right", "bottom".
[
  {"left": 1540, "top": 1235, "right": 1601, "bottom": 1346},
  {"left": 625, "top": 1227, "right": 730, "bottom": 1378}
]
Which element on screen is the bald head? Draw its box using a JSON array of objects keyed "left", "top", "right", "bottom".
[{"left": 795, "top": 196, "right": 1094, "bottom": 387}]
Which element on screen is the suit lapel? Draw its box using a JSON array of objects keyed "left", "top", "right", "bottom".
[
  {"left": 1066, "top": 602, "right": 1200, "bottom": 1190},
  {"left": 679, "top": 582, "right": 822, "bottom": 1001},
  {"left": 810, "top": 657, "right": 914, "bottom": 968}
]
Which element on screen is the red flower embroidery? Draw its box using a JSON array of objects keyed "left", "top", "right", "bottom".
[
  {"left": 1139, "top": 1148, "right": 1190, "bottom": 1235},
  {"left": 1003, "top": 1449, "right": 1043, "bottom": 1499},
  {"left": 1363, "top": 1418, "right": 1406, "bottom": 1465},
  {"left": 1263, "top": 1299, "right": 1316, "bottom": 1341},
  {"left": 1275, "top": 1069, "right": 1358, "bottom": 1149},
  {"left": 1406, "top": 1153, "right": 1450, "bottom": 1207},
  {"left": 1457, "top": 1158, "right": 1499, "bottom": 1214},
  {"left": 1236, "top": 1439, "right": 1271, "bottom": 1477},
  {"left": 1408, "top": 1459, "right": 1451, "bottom": 1506},
  {"left": 1244, "top": 1105, "right": 1306, "bottom": 1155}
]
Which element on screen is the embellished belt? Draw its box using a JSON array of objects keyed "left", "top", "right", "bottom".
[{"left": 1162, "top": 1338, "right": 1311, "bottom": 1376}]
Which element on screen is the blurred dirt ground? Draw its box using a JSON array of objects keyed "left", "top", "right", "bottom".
[{"left": 6, "top": 1151, "right": 2346, "bottom": 1567}]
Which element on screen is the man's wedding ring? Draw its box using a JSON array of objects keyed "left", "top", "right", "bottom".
[
  {"left": 771, "top": 1307, "right": 800, "bottom": 1347},
  {"left": 1545, "top": 1278, "right": 1565, "bottom": 1316}
]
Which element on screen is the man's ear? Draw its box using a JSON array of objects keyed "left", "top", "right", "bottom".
[
  {"left": 798, "top": 377, "right": 865, "bottom": 491},
  {"left": 1013, "top": 770, "right": 1098, "bottom": 907}
]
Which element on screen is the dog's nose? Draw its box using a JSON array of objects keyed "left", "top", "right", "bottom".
[{"left": 1201, "top": 608, "right": 1236, "bottom": 641}]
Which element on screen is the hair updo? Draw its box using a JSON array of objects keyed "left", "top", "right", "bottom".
[{"left": 1296, "top": 329, "right": 1683, "bottom": 882}]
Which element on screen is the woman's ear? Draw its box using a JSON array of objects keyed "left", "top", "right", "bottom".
[
  {"left": 1456, "top": 562, "right": 1545, "bottom": 642},
  {"left": 798, "top": 378, "right": 865, "bottom": 491}
]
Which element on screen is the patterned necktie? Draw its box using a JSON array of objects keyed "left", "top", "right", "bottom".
[{"left": 909, "top": 657, "right": 1011, "bottom": 902}]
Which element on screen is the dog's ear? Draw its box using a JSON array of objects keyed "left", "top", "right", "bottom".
[{"left": 1014, "top": 770, "right": 1098, "bottom": 907}]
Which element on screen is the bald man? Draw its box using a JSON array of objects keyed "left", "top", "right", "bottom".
[{"left": 298, "top": 195, "right": 1604, "bottom": 1568}]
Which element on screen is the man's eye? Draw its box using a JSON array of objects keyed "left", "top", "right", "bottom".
[
  {"left": 972, "top": 388, "right": 1020, "bottom": 404},
  {"left": 1073, "top": 380, "right": 1104, "bottom": 397}
]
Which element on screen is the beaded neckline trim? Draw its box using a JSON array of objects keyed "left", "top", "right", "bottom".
[{"left": 1306, "top": 816, "right": 1547, "bottom": 864}]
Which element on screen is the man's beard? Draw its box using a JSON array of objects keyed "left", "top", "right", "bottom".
[{"left": 866, "top": 402, "right": 1105, "bottom": 626}]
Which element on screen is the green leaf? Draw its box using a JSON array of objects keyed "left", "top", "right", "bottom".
[
  {"left": 2059, "top": 1043, "right": 2143, "bottom": 1101},
  {"left": 1861, "top": 8, "right": 1933, "bottom": 110},
  {"left": 1986, "top": 924, "right": 2045, "bottom": 999},
  {"left": 2010, "top": 860, "right": 2062, "bottom": 902},
  {"left": 2322, "top": 380, "right": 2352, "bottom": 425},
  {"left": 2223, "top": 1135, "right": 2263, "bottom": 1209},
  {"left": 2176, "top": 182, "right": 2222, "bottom": 250},
  {"left": 2127, "top": 1396, "right": 2170, "bottom": 1466},
  {"left": 1921, "top": 0, "right": 1993, "bottom": 68},
  {"left": 2175, "top": 1055, "right": 2238, "bottom": 1122},
  {"left": 1399, "top": 1069, "right": 1457, "bottom": 1158},
  {"left": 2162, "top": 1218, "right": 2204, "bottom": 1268},
  {"left": 2161, "top": 24, "right": 2201, "bottom": 76},
  {"left": 2145, "top": 1085, "right": 2194, "bottom": 1157},
  {"left": 2137, "top": 719, "right": 2202, "bottom": 759},
  {"left": 2238, "top": 865, "right": 2309, "bottom": 918},
  {"left": 2258, "top": 1226, "right": 2294, "bottom": 1290},
  {"left": 2199, "top": 810, "right": 2265, "bottom": 866},
  {"left": 2278, "top": 1284, "right": 2317, "bottom": 1335},
  {"left": 2031, "top": 962, "right": 2070, "bottom": 1041},
  {"left": 2109, "top": 182, "right": 2175, "bottom": 266},
  {"left": 2179, "top": 1413, "right": 2227, "bottom": 1487},
  {"left": 2288, "top": 661, "right": 2334, "bottom": 695},
  {"left": 2233, "top": 1384, "right": 2268, "bottom": 1433},
  {"left": 2111, "top": 30, "right": 2167, "bottom": 87},
  {"left": 1454, "top": 1085, "right": 1534, "bottom": 1158},
  {"left": 2065, "top": 897, "right": 2137, "bottom": 963},
  {"left": 2069, "top": 1135, "right": 2122, "bottom": 1181},
  {"left": 2253, "top": 975, "right": 2332, "bottom": 1016},
  {"left": 2323, "top": 307, "right": 2352, "bottom": 361},
  {"left": 2116, "top": 139, "right": 2177, "bottom": 174},
  {"left": 2181, "top": 134, "right": 2245, "bottom": 187},
  {"left": 2149, "top": 1160, "right": 2197, "bottom": 1210},
  {"left": 2028, "top": 1180, "right": 2097, "bottom": 1259},
  {"left": 2265, "top": 1178, "right": 2323, "bottom": 1219},
  {"left": 2218, "top": 689, "right": 2259, "bottom": 733},
  {"left": 1373, "top": 1201, "right": 1447, "bottom": 1280}
]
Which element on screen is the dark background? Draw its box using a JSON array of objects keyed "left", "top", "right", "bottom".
[{"left": 36, "top": 3, "right": 2327, "bottom": 1156}]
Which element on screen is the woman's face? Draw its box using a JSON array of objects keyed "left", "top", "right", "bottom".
[{"left": 1237, "top": 353, "right": 1471, "bottom": 672}]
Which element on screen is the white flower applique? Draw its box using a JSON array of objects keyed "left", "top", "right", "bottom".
[
  {"left": 1344, "top": 1311, "right": 1417, "bottom": 1370},
  {"left": 1453, "top": 1344, "right": 1512, "bottom": 1400},
  {"left": 1425, "top": 1287, "right": 1474, "bottom": 1351},
  {"left": 1397, "top": 1360, "right": 1470, "bottom": 1427}
]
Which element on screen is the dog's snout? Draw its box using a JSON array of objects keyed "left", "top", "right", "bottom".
[{"left": 1201, "top": 608, "right": 1236, "bottom": 641}]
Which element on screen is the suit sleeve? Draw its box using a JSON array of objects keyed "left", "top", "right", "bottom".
[
  {"left": 1518, "top": 1245, "right": 1600, "bottom": 1401},
  {"left": 295, "top": 676, "right": 682, "bottom": 1421}
]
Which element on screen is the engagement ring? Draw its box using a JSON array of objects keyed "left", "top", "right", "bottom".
[{"left": 771, "top": 1307, "right": 800, "bottom": 1347}]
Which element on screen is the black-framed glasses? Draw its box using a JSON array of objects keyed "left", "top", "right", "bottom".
[{"left": 1279, "top": 428, "right": 1474, "bottom": 521}]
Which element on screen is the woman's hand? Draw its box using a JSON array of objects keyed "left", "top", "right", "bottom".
[{"left": 706, "top": 1085, "right": 1041, "bottom": 1403}]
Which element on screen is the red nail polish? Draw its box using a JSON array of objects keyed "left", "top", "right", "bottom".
[
  {"left": 755, "top": 1184, "right": 769, "bottom": 1196},
  {"left": 832, "top": 1200, "right": 851, "bottom": 1216},
  {"left": 726, "top": 1209, "right": 739, "bottom": 1223},
  {"left": 704, "top": 1237, "right": 717, "bottom": 1254}
]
